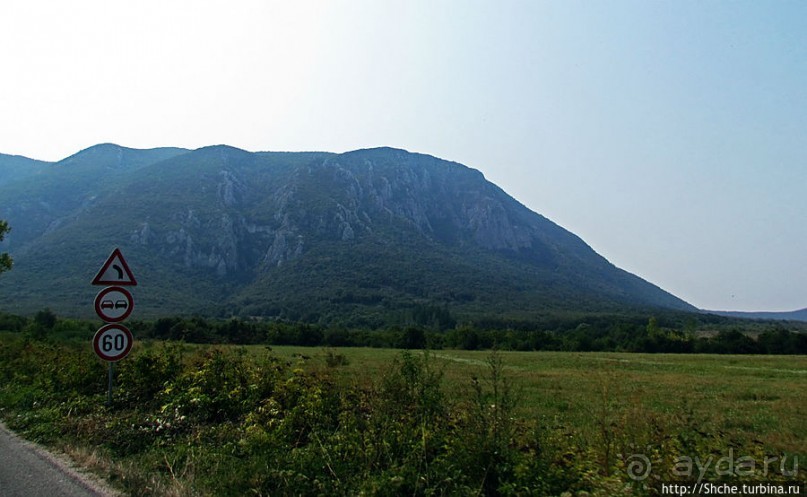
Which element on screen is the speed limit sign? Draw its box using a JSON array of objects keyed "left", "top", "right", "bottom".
[{"left": 93, "top": 323, "right": 133, "bottom": 362}]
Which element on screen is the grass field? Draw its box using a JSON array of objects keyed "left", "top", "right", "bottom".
[
  {"left": 2, "top": 336, "right": 805, "bottom": 495},
  {"left": 262, "top": 346, "right": 807, "bottom": 456}
]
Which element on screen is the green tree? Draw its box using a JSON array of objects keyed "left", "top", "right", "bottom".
[
  {"left": 34, "top": 308, "right": 58, "bottom": 330},
  {"left": 399, "top": 326, "right": 427, "bottom": 349},
  {"left": 27, "top": 308, "right": 57, "bottom": 341},
  {"left": 0, "top": 220, "right": 11, "bottom": 275}
]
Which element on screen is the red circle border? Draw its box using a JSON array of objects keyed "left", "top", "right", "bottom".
[
  {"left": 94, "top": 286, "right": 134, "bottom": 323},
  {"left": 92, "top": 324, "right": 133, "bottom": 362}
]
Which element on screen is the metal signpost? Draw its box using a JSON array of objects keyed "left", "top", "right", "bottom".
[{"left": 91, "top": 248, "right": 137, "bottom": 405}]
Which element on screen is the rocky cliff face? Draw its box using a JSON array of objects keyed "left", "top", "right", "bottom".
[{"left": 230, "top": 147, "right": 599, "bottom": 273}]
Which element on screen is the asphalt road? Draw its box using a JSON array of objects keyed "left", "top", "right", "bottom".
[{"left": 0, "top": 422, "right": 116, "bottom": 497}]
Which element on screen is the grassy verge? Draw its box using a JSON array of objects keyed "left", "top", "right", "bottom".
[{"left": 0, "top": 336, "right": 804, "bottom": 496}]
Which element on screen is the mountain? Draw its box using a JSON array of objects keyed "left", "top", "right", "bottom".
[
  {"left": 0, "top": 153, "right": 51, "bottom": 186},
  {"left": 706, "top": 308, "right": 807, "bottom": 323},
  {"left": 0, "top": 144, "right": 695, "bottom": 325},
  {"left": 0, "top": 144, "right": 189, "bottom": 251}
]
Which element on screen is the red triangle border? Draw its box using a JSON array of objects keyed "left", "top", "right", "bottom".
[{"left": 91, "top": 248, "right": 138, "bottom": 286}]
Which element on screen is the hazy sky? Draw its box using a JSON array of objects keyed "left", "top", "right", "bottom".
[{"left": 1, "top": 1, "right": 805, "bottom": 312}]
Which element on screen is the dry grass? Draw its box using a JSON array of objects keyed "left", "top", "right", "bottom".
[{"left": 63, "top": 445, "right": 200, "bottom": 497}]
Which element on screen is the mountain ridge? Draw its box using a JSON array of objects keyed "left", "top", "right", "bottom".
[
  {"left": 0, "top": 153, "right": 51, "bottom": 187},
  {"left": 0, "top": 144, "right": 695, "bottom": 325},
  {"left": 706, "top": 308, "right": 807, "bottom": 323}
]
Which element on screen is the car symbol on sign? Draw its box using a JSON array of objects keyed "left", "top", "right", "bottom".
[{"left": 100, "top": 299, "right": 128, "bottom": 312}]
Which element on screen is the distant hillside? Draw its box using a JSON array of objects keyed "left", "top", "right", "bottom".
[
  {"left": 0, "top": 144, "right": 695, "bottom": 325},
  {"left": 0, "top": 153, "right": 51, "bottom": 186},
  {"left": 707, "top": 308, "right": 807, "bottom": 323}
]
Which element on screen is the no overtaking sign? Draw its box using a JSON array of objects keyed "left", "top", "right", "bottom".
[{"left": 94, "top": 286, "right": 134, "bottom": 323}]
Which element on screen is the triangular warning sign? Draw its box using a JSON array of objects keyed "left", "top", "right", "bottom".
[{"left": 92, "top": 248, "right": 137, "bottom": 286}]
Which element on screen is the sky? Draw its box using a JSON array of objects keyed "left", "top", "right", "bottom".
[{"left": 1, "top": 0, "right": 805, "bottom": 312}]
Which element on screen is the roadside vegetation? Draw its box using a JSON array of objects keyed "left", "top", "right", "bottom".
[{"left": 0, "top": 313, "right": 804, "bottom": 496}]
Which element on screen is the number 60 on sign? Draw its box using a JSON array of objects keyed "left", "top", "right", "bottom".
[{"left": 93, "top": 324, "right": 133, "bottom": 362}]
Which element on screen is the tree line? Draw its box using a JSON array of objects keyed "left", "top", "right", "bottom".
[{"left": 2, "top": 309, "right": 806, "bottom": 355}]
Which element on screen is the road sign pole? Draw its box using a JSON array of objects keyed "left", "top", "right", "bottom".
[
  {"left": 92, "top": 248, "right": 136, "bottom": 407},
  {"left": 106, "top": 362, "right": 114, "bottom": 406}
]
